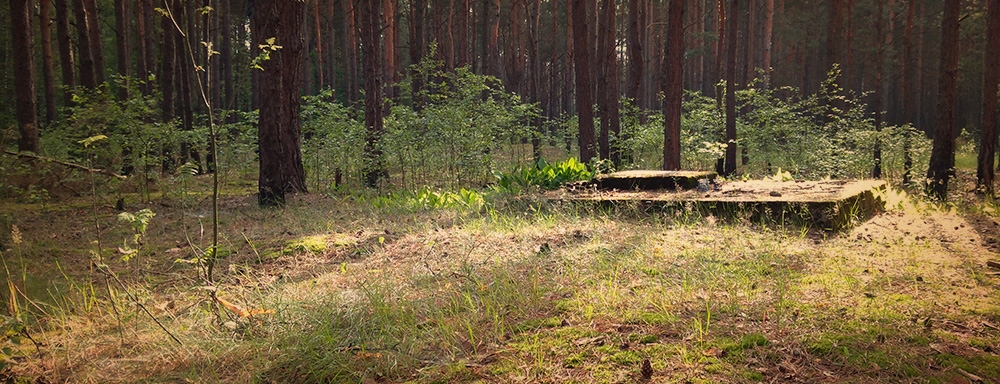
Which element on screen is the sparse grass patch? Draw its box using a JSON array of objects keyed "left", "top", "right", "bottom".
[{"left": 4, "top": 177, "right": 1000, "bottom": 383}]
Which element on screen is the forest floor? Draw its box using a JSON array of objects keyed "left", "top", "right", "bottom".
[{"left": 1, "top": 171, "right": 1000, "bottom": 383}]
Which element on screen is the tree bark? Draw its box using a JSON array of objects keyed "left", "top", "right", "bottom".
[
  {"left": 901, "top": 0, "right": 915, "bottom": 183},
  {"left": 72, "top": 0, "right": 97, "bottom": 89},
  {"left": 344, "top": 0, "right": 359, "bottom": 102},
  {"left": 84, "top": 0, "right": 105, "bottom": 85},
  {"left": 252, "top": 0, "right": 308, "bottom": 206},
  {"left": 978, "top": 0, "right": 1000, "bottom": 194},
  {"left": 872, "top": 0, "right": 884, "bottom": 178},
  {"left": 528, "top": 0, "right": 542, "bottom": 160},
  {"left": 160, "top": 0, "right": 177, "bottom": 120},
  {"left": 55, "top": 0, "right": 75, "bottom": 105},
  {"left": 384, "top": 0, "right": 397, "bottom": 99},
  {"left": 572, "top": 0, "right": 596, "bottom": 162},
  {"left": 142, "top": 0, "right": 156, "bottom": 96},
  {"left": 220, "top": 0, "right": 233, "bottom": 111},
  {"left": 40, "top": 0, "right": 58, "bottom": 122},
  {"left": 596, "top": 0, "right": 619, "bottom": 164},
  {"left": 626, "top": 0, "right": 644, "bottom": 110},
  {"left": 360, "top": 0, "right": 387, "bottom": 187},
  {"left": 10, "top": 0, "right": 38, "bottom": 153},
  {"left": 115, "top": 0, "right": 130, "bottom": 100},
  {"left": 135, "top": 0, "right": 150, "bottom": 95},
  {"left": 926, "top": 0, "right": 961, "bottom": 200},
  {"left": 455, "top": 0, "right": 470, "bottom": 68},
  {"left": 715, "top": 0, "right": 725, "bottom": 109},
  {"left": 662, "top": 0, "right": 684, "bottom": 170},
  {"left": 486, "top": 0, "right": 500, "bottom": 78},
  {"left": 410, "top": 0, "right": 426, "bottom": 109},
  {"left": 724, "top": 0, "right": 738, "bottom": 176},
  {"left": 762, "top": 0, "right": 773, "bottom": 87},
  {"left": 313, "top": 0, "right": 324, "bottom": 89}
]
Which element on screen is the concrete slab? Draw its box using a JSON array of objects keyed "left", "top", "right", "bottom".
[
  {"left": 554, "top": 179, "right": 887, "bottom": 230},
  {"left": 594, "top": 170, "right": 718, "bottom": 191}
]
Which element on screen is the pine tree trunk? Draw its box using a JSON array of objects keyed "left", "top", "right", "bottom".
[
  {"left": 626, "top": 0, "right": 644, "bottom": 110},
  {"left": 161, "top": 0, "right": 176, "bottom": 121},
  {"left": 715, "top": 0, "right": 725, "bottom": 109},
  {"left": 410, "top": 0, "right": 426, "bottom": 109},
  {"left": 55, "top": 0, "right": 75, "bottom": 105},
  {"left": 662, "top": 0, "right": 683, "bottom": 171},
  {"left": 571, "top": 0, "right": 596, "bottom": 162},
  {"left": 344, "top": 0, "right": 359, "bottom": 102},
  {"left": 762, "top": 0, "right": 773, "bottom": 86},
  {"left": 84, "top": 0, "right": 105, "bottom": 85},
  {"left": 901, "top": 0, "right": 915, "bottom": 183},
  {"left": 596, "top": 0, "right": 620, "bottom": 165},
  {"left": 528, "top": 0, "right": 542, "bottom": 160},
  {"left": 10, "top": 0, "right": 38, "bottom": 152},
  {"left": 455, "top": 0, "right": 469, "bottom": 68},
  {"left": 977, "top": 0, "right": 1000, "bottom": 194},
  {"left": 72, "top": 0, "right": 97, "bottom": 88},
  {"left": 136, "top": 0, "right": 150, "bottom": 95},
  {"left": 926, "top": 0, "right": 961, "bottom": 200},
  {"left": 253, "top": 0, "right": 308, "bottom": 205},
  {"left": 40, "top": 0, "right": 58, "bottom": 122},
  {"left": 360, "top": 0, "right": 387, "bottom": 187},
  {"left": 384, "top": 0, "right": 397, "bottom": 99},
  {"left": 142, "top": 0, "right": 156, "bottom": 96},
  {"left": 872, "top": 0, "right": 884, "bottom": 179},
  {"left": 486, "top": 0, "right": 500, "bottom": 78},
  {"left": 220, "top": 0, "right": 233, "bottom": 111},
  {"left": 724, "top": 0, "right": 738, "bottom": 176},
  {"left": 115, "top": 0, "right": 130, "bottom": 100}
]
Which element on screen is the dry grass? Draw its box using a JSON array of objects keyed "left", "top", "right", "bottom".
[{"left": 0, "top": 173, "right": 999, "bottom": 383}]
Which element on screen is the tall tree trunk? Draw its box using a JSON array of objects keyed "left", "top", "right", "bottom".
[
  {"left": 252, "top": 0, "right": 308, "bottom": 206},
  {"left": 10, "top": 0, "right": 38, "bottom": 152},
  {"left": 360, "top": 0, "right": 387, "bottom": 187},
  {"left": 662, "top": 0, "right": 683, "bottom": 170},
  {"left": 565, "top": 0, "right": 575, "bottom": 118},
  {"left": 440, "top": 0, "right": 455, "bottom": 71},
  {"left": 528, "top": 0, "right": 542, "bottom": 160},
  {"left": 40, "top": 0, "right": 58, "bottom": 122},
  {"left": 313, "top": 0, "right": 324, "bottom": 89},
  {"left": 872, "top": 0, "right": 884, "bottom": 178},
  {"left": 978, "top": 0, "right": 1000, "bottom": 194},
  {"left": 762, "top": 0, "right": 773, "bottom": 87},
  {"left": 724, "top": 0, "right": 738, "bottom": 176},
  {"left": 55, "top": 0, "right": 75, "bottom": 105},
  {"left": 901, "top": 0, "right": 916, "bottom": 183},
  {"left": 324, "top": 0, "right": 337, "bottom": 95},
  {"left": 344, "top": 0, "right": 358, "bottom": 102},
  {"left": 715, "top": 0, "right": 725, "bottom": 109},
  {"left": 410, "top": 0, "right": 426, "bottom": 110},
  {"left": 115, "top": 0, "right": 130, "bottom": 100},
  {"left": 72, "top": 0, "right": 97, "bottom": 88},
  {"left": 486, "top": 0, "right": 500, "bottom": 78},
  {"left": 596, "top": 0, "right": 619, "bottom": 164},
  {"left": 824, "top": 0, "right": 845, "bottom": 112},
  {"left": 626, "top": 0, "right": 644, "bottom": 110},
  {"left": 926, "top": 0, "right": 961, "bottom": 200},
  {"left": 161, "top": 0, "right": 176, "bottom": 121},
  {"left": 384, "top": 0, "right": 397, "bottom": 99},
  {"left": 142, "top": 0, "right": 156, "bottom": 96},
  {"left": 136, "top": 0, "right": 150, "bottom": 95},
  {"left": 571, "top": 0, "right": 596, "bottom": 162},
  {"left": 220, "top": 0, "right": 233, "bottom": 111},
  {"left": 84, "top": 0, "right": 105, "bottom": 85},
  {"left": 455, "top": 0, "right": 469, "bottom": 68}
]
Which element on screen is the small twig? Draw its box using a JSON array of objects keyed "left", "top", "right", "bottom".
[
  {"left": 3, "top": 150, "right": 125, "bottom": 179},
  {"left": 97, "top": 264, "right": 183, "bottom": 346}
]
